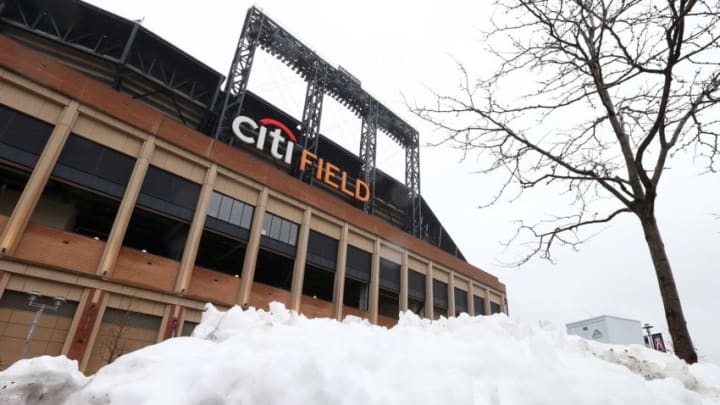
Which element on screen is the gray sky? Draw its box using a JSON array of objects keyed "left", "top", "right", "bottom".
[{"left": 88, "top": 0, "right": 719, "bottom": 363}]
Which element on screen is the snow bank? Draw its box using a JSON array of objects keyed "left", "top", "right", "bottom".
[{"left": 1, "top": 302, "right": 719, "bottom": 405}]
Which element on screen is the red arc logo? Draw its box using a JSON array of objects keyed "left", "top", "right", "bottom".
[{"left": 259, "top": 118, "right": 297, "bottom": 143}]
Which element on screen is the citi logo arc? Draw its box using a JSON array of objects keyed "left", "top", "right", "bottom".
[{"left": 231, "top": 115, "right": 371, "bottom": 202}]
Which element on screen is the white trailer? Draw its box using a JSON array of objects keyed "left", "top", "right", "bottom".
[{"left": 566, "top": 315, "right": 644, "bottom": 345}]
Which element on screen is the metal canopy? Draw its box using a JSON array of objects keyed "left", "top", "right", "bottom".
[
  {"left": 0, "top": 0, "right": 224, "bottom": 129},
  {"left": 214, "top": 6, "right": 422, "bottom": 236}
]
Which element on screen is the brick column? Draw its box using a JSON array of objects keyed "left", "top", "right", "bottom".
[
  {"left": 289, "top": 207, "right": 312, "bottom": 312},
  {"left": 399, "top": 250, "right": 408, "bottom": 313},
  {"left": 237, "top": 188, "right": 268, "bottom": 305},
  {"left": 176, "top": 164, "right": 218, "bottom": 293},
  {"left": 331, "top": 223, "right": 348, "bottom": 320},
  {"left": 64, "top": 288, "right": 107, "bottom": 369},
  {"left": 368, "top": 239, "right": 381, "bottom": 324},
  {"left": 0, "top": 101, "right": 79, "bottom": 255},
  {"left": 425, "top": 261, "right": 433, "bottom": 319},
  {"left": 160, "top": 305, "right": 184, "bottom": 340},
  {"left": 97, "top": 136, "right": 156, "bottom": 277}
]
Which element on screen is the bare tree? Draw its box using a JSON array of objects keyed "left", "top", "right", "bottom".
[
  {"left": 413, "top": 0, "right": 720, "bottom": 364},
  {"left": 100, "top": 308, "right": 134, "bottom": 366}
]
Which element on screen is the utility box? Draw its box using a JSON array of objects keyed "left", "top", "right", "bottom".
[{"left": 566, "top": 315, "right": 644, "bottom": 345}]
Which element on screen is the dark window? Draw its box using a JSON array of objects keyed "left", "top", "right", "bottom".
[
  {"left": 34, "top": 178, "right": 121, "bottom": 238},
  {"left": 490, "top": 302, "right": 502, "bottom": 314},
  {"left": 343, "top": 245, "right": 371, "bottom": 311},
  {"left": 378, "top": 289, "right": 399, "bottom": 320},
  {"left": 454, "top": 287, "right": 468, "bottom": 315},
  {"left": 302, "top": 264, "right": 335, "bottom": 302},
  {"left": 103, "top": 308, "right": 162, "bottom": 330},
  {"left": 253, "top": 248, "right": 294, "bottom": 291},
  {"left": 433, "top": 279, "right": 448, "bottom": 318},
  {"left": 52, "top": 134, "right": 135, "bottom": 198},
  {"left": 0, "top": 104, "right": 53, "bottom": 168},
  {"left": 260, "top": 212, "right": 298, "bottom": 255},
  {"left": 343, "top": 277, "right": 368, "bottom": 311},
  {"left": 474, "top": 295, "right": 486, "bottom": 316},
  {"left": 194, "top": 229, "right": 247, "bottom": 277},
  {"left": 208, "top": 192, "right": 221, "bottom": 217},
  {"left": 408, "top": 269, "right": 426, "bottom": 317},
  {"left": 0, "top": 164, "right": 31, "bottom": 217},
  {"left": 408, "top": 270, "right": 425, "bottom": 301},
  {"left": 181, "top": 321, "right": 198, "bottom": 337},
  {"left": 306, "top": 230, "right": 338, "bottom": 270},
  {"left": 205, "top": 191, "right": 254, "bottom": 240},
  {"left": 345, "top": 245, "right": 371, "bottom": 282},
  {"left": 433, "top": 279, "right": 448, "bottom": 308},
  {"left": 378, "top": 258, "right": 400, "bottom": 319},
  {"left": 379, "top": 259, "right": 400, "bottom": 294},
  {"left": 136, "top": 165, "right": 200, "bottom": 221},
  {"left": 122, "top": 206, "right": 190, "bottom": 260}
]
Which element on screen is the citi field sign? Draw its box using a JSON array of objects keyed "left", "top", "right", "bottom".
[{"left": 232, "top": 115, "right": 370, "bottom": 202}]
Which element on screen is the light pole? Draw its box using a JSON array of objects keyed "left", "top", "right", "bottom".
[
  {"left": 642, "top": 323, "right": 655, "bottom": 350},
  {"left": 20, "top": 291, "right": 65, "bottom": 359}
]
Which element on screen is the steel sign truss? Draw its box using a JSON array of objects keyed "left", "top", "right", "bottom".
[{"left": 215, "top": 6, "right": 422, "bottom": 235}]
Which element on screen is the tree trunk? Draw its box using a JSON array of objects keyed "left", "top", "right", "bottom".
[{"left": 639, "top": 211, "right": 697, "bottom": 364}]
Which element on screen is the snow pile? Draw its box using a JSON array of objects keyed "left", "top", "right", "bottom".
[{"left": 1, "top": 302, "right": 719, "bottom": 405}]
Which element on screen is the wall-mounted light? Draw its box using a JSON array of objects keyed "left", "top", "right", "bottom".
[{"left": 21, "top": 291, "right": 65, "bottom": 359}]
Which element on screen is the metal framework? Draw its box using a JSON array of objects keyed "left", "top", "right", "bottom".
[
  {"left": 214, "top": 6, "right": 422, "bottom": 235},
  {"left": 359, "top": 102, "right": 378, "bottom": 213},
  {"left": 298, "top": 62, "right": 327, "bottom": 183},
  {"left": 0, "top": 0, "right": 223, "bottom": 128},
  {"left": 212, "top": 7, "right": 265, "bottom": 144},
  {"left": 405, "top": 130, "right": 421, "bottom": 236}
]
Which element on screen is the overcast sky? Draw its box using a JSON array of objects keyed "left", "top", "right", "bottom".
[{"left": 88, "top": 0, "right": 720, "bottom": 363}]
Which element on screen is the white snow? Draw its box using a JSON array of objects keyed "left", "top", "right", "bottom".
[{"left": 1, "top": 302, "right": 719, "bottom": 405}]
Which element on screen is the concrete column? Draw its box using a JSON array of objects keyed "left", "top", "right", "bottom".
[
  {"left": 425, "top": 261, "right": 434, "bottom": 319},
  {"left": 0, "top": 101, "right": 79, "bottom": 255},
  {"left": 399, "top": 250, "right": 408, "bottom": 313},
  {"left": 289, "top": 207, "right": 312, "bottom": 312},
  {"left": 368, "top": 239, "right": 381, "bottom": 324},
  {"left": 96, "top": 136, "right": 156, "bottom": 277},
  {"left": 65, "top": 288, "right": 107, "bottom": 372},
  {"left": 331, "top": 223, "right": 348, "bottom": 320},
  {"left": 176, "top": 164, "right": 218, "bottom": 293},
  {"left": 448, "top": 273, "right": 456, "bottom": 317},
  {"left": 484, "top": 287, "right": 492, "bottom": 316},
  {"left": 501, "top": 293, "right": 508, "bottom": 315},
  {"left": 0, "top": 270, "right": 9, "bottom": 299},
  {"left": 237, "top": 188, "right": 268, "bottom": 305},
  {"left": 467, "top": 283, "right": 476, "bottom": 316}
]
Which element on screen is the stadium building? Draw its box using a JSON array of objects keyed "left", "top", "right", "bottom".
[{"left": 0, "top": 0, "right": 506, "bottom": 373}]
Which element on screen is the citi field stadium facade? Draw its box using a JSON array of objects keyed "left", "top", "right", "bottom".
[{"left": 0, "top": 0, "right": 506, "bottom": 373}]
